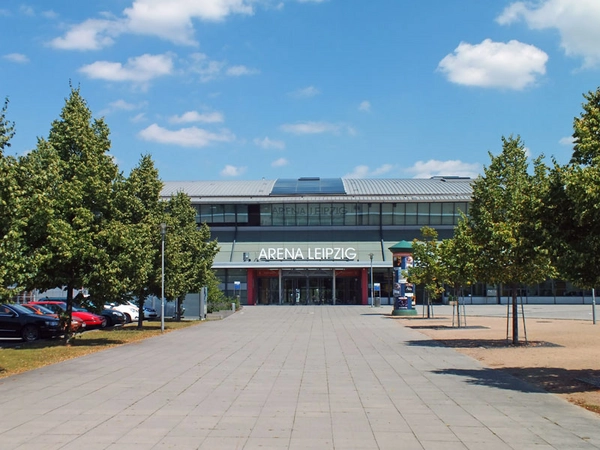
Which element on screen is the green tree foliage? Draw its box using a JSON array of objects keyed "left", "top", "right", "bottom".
[
  {"left": 541, "top": 87, "right": 600, "bottom": 289},
  {"left": 406, "top": 226, "right": 445, "bottom": 318},
  {"left": 0, "top": 98, "right": 20, "bottom": 296},
  {"left": 25, "top": 86, "right": 120, "bottom": 334},
  {"left": 469, "top": 136, "right": 554, "bottom": 344},
  {"left": 163, "top": 192, "right": 219, "bottom": 320},
  {"left": 571, "top": 87, "right": 600, "bottom": 166},
  {"left": 109, "top": 154, "right": 163, "bottom": 327},
  {"left": 439, "top": 215, "right": 478, "bottom": 326},
  {"left": 0, "top": 98, "right": 16, "bottom": 153}
]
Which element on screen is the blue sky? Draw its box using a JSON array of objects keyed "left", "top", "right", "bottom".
[{"left": 1, "top": 0, "right": 600, "bottom": 181}]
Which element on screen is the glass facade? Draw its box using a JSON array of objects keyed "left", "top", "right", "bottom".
[{"left": 196, "top": 201, "right": 470, "bottom": 227}]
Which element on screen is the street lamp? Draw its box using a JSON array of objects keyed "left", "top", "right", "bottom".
[
  {"left": 369, "top": 253, "right": 374, "bottom": 307},
  {"left": 160, "top": 222, "right": 167, "bottom": 332}
]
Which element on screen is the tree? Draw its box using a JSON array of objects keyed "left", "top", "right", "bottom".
[
  {"left": 469, "top": 135, "right": 554, "bottom": 344},
  {"left": 163, "top": 192, "right": 219, "bottom": 321},
  {"left": 541, "top": 87, "right": 600, "bottom": 291},
  {"left": 0, "top": 98, "right": 20, "bottom": 297},
  {"left": 109, "top": 154, "right": 163, "bottom": 328},
  {"left": 406, "top": 226, "right": 445, "bottom": 318},
  {"left": 25, "top": 86, "right": 120, "bottom": 336},
  {"left": 439, "top": 215, "right": 478, "bottom": 327}
]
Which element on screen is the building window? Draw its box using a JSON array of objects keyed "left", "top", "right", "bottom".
[
  {"left": 236, "top": 204, "right": 249, "bottom": 224},
  {"left": 344, "top": 203, "right": 357, "bottom": 225},
  {"left": 417, "top": 203, "right": 429, "bottom": 225},
  {"left": 455, "top": 202, "right": 468, "bottom": 224},
  {"left": 260, "top": 204, "right": 272, "bottom": 226},
  {"left": 429, "top": 202, "right": 442, "bottom": 225},
  {"left": 272, "top": 204, "right": 284, "bottom": 226},
  {"left": 381, "top": 204, "right": 394, "bottom": 225},
  {"left": 368, "top": 203, "right": 380, "bottom": 226},
  {"left": 393, "top": 203, "right": 405, "bottom": 225}
]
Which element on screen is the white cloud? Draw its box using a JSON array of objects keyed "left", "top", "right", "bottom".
[
  {"left": 559, "top": 136, "right": 574, "bottom": 146},
  {"left": 226, "top": 65, "right": 260, "bottom": 76},
  {"left": 254, "top": 137, "right": 286, "bottom": 150},
  {"left": 187, "top": 52, "right": 227, "bottom": 82},
  {"left": 280, "top": 121, "right": 345, "bottom": 135},
  {"left": 99, "top": 99, "right": 147, "bottom": 116},
  {"left": 221, "top": 165, "right": 247, "bottom": 177},
  {"left": 138, "top": 124, "right": 235, "bottom": 148},
  {"left": 271, "top": 158, "right": 289, "bottom": 167},
  {"left": 438, "top": 39, "right": 548, "bottom": 90},
  {"left": 289, "top": 86, "right": 320, "bottom": 98},
  {"left": 344, "top": 164, "right": 394, "bottom": 178},
  {"left": 358, "top": 101, "right": 371, "bottom": 112},
  {"left": 49, "top": 19, "right": 122, "bottom": 50},
  {"left": 169, "top": 111, "right": 224, "bottom": 124},
  {"left": 50, "top": 0, "right": 255, "bottom": 50},
  {"left": 42, "top": 10, "right": 58, "bottom": 19},
  {"left": 497, "top": 0, "right": 600, "bottom": 68},
  {"left": 20, "top": 5, "right": 34, "bottom": 16},
  {"left": 404, "top": 160, "right": 482, "bottom": 179},
  {"left": 3, "top": 53, "right": 29, "bottom": 63},
  {"left": 131, "top": 113, "right": 147, "bottom": 123},
  {"left": 78, "top": 53, "right": 174, "bottom": 87}
]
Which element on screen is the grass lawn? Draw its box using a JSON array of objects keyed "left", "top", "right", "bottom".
[{"left": 0, "top": 320, "right": 200, "bottom": 379}]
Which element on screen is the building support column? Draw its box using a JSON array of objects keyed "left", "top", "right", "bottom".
[
  {"left": 278, "top": 269, "right": 283, "bottom": 305},
  {"left": 332, "top": 269, "right": 336, "bottom": 305},
  {"left": 361, "top": 268, "right": 368, "bottom": 305}
]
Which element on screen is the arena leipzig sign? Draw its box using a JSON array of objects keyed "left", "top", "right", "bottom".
[{"left": 258, "top": 247, "right": 357, "bottom": 261}]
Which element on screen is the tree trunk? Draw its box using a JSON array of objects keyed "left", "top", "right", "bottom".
[
  {"left": 64, "top": 283, "right": 74, "bottom": 343},
  {"left": 456, "top": 286, "right": 461, "bottom": 328},
  {"left": 136, "top": 292, "right": 144, "bottom": 328},
  {"left": 512, "top": 283, "right": 519, "bottom": 345}
]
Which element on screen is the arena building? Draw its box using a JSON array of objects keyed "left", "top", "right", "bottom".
[
  {"left": 161, "top": 177, "right": 472, "bottom": 306},
  {"left": 161, "top": 176, "right": 594, "bottom": 307}
]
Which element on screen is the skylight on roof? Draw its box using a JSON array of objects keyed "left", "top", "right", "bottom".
[{"left": 270, "top": 178, "right": 346, "bottom": 195}]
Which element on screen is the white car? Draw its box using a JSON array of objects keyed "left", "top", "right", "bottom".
[{"left": 105, "top": 302, "right": 139, "bottom": 323}]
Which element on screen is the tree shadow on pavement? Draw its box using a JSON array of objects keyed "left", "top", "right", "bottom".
[
  {"left": 431, "top": 366, "right": 600, "bottom": 395},
  {"left": 406, "top": 337, "right": 561, "bottom": 349}
]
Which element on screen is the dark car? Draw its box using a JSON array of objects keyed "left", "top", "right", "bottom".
[
  {"left": 0, "top": 304, "right": 62, "bottom": 342},
  {"left": 99, "top": 308, "right": 126, "bottom": 327},
  {"left": 21, "top": 303, "right": 87, "bottom": 333},
  {"left": 29, "top": 301, "right": 105, "bottom": 329}
]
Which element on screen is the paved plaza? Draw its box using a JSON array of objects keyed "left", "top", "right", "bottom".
[{"left": 0, "top": 305, "right": 599, "bottom": 449}]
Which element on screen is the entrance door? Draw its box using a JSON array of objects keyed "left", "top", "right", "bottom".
[{"left": 282, "top": 270, "right": 333, "bottom": 305}]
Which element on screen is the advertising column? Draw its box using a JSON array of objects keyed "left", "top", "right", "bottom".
[{"left": 389, "top": 241, "right": 418, "bottom": 316}]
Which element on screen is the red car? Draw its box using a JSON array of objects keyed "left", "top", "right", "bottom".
[
  {"left": 21, "top": 303, "right": 87, "bottom": 332},
  {"left": 28, "top": 301, "right": 105, "bottom": 329}
]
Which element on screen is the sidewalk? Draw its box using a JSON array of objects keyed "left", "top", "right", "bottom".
[{"left": 0, "top": 305, "right": 599, "bottom": 449}]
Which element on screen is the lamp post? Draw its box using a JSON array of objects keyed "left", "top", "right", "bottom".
[
  {"left": 369, "top": 253, "right": 374, "bottom": 307},
  {"left": 160, "top": 222, "right": 167, "bottom": 332}
]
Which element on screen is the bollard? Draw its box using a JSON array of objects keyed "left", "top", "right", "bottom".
[{"left": 232, "top": 302, "right": 235, "bottom": 312}]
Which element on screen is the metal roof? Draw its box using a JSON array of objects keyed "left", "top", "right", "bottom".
[{"left": 160, "top": 177, "right": 473, "bottom": 202}]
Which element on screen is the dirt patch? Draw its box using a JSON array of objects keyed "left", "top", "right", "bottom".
[{"left": 394, "top": 314, "right": 600, "bottom": 415}]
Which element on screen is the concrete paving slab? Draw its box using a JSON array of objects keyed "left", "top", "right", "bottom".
[{"left": 0, "top": 305, "right": 599, "bottom": 449}]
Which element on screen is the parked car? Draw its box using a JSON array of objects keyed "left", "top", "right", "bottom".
[
  {"left": 99, "top": 308, "right": 126, "bottom": 327},
  {"left": 105, "top": 301, "right": 139, "bottom": 323},
  {"left": 29, "top": 301, "right": 105, "bottom": 329},
  {"left": 143, "top": 306, "right": 158, "bottom": 320},
  {"left": 0, "top": 304, "right": 62, "bottom": 342},
  {"left": 21, "top": 303, "right": 86, "bottom": 333}
]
